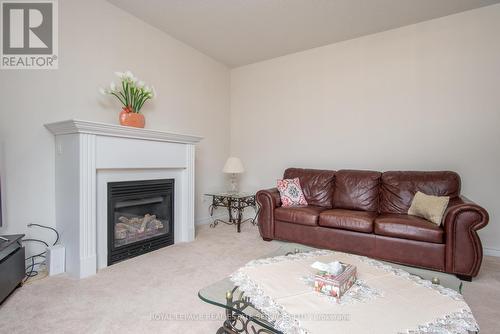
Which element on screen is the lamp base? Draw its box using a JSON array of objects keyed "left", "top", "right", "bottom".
[{"left": 228, "top": 173, "right": 239, "bottom": 193}]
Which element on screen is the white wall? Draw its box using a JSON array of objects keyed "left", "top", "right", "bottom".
[
  {"left": 230, "top": 5, "right": 500, "bottom": 254},
  {"left": 1, "top": 1, "right": 499, "bottom": 256},
  {"left": 0, "top": 0, "right": 230, "bottom": 249}
]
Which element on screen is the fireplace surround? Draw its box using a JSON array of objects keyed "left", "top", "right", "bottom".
[{"left": 45, "top": 120, "right": 202, "bottom": 278}]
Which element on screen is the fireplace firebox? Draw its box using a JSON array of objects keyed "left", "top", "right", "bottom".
[{"left": 107, "top": 179, "right": 174, "bottom": 265}]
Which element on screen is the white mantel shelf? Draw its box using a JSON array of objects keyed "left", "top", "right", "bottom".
[
  {"left": 45, "top": 120, "right": 202, "bottom": 279},
  {"left": 45, "top": 119, "right": 203, "bottom": 144}
]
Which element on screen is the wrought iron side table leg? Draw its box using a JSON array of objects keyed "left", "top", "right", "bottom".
[
  {"left": 251, "top": 204, "right": 260, "bottom": 226},
  {"left": 209, "top": 204, "right": 219, "bottom": 228},
  {"left": 237, "top": 214, "right": 241, "bottom": 233},
  {"left": 227, "top": 206, "right": 232, "bottom": 224},
  {"left": 235, "top": 199, "right": 240, "bottom": 233},
  {"left": 228, "top": 198, "right": 234, "bottom": 225}
]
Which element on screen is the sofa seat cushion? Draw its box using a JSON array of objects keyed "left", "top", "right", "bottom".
[
  {"left": 275, "top": 206, "right": 326, "bottom": 226},
  {"left": 319, "top": 209, "right": 376, "bottom": 233},
  {"left": 374, "top": 214, "right": 444, "bottom": 244}
]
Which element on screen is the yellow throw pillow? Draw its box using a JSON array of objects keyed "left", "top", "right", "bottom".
[{"left": 408, "top": 191, "right": 450, "bottom": 226}]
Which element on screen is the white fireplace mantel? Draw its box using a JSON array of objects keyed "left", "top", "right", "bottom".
[
  {"left": 45, "top": 119, "right": 203, "bottom": 144},
  {"left": 45, "top": 120, "right": 202, "bottom": 278}
]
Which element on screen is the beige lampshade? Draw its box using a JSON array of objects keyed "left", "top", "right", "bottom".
[{"left": 223, "top": 157, "right": 245, "bottom": 174}]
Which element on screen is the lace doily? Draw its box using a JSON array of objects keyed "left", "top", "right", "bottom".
[
  {"left": 230, "top": 249, "right": 479, "bottom": 334},
  {"left": 231, "top": 269, "right": 308, "bottom": 334},
  {"left": 405, "top": 309, "right": 478, "bottom": 334},
  {"left": 356, "top": 257, "right": 465, "bottom": 302}
]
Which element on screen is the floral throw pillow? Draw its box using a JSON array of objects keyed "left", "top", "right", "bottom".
[{"left": 277, "top": 178, "right": 308, "bottom": 207}]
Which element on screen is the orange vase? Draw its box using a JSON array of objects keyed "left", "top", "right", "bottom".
[{"left": 119, "top": 108, "right": 145, "bottom": 128}]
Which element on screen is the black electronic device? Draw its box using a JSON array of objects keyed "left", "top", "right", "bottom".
[{"left": 0, "top": 234, "right": 25, "bottom": 303}]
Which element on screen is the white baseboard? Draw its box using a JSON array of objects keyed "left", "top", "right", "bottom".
[{"left": 484, "top": 247, "right": 500, "bottom": 257}]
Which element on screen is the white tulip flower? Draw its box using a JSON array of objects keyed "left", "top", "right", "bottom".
[
  {"left": 124, "top": 71, "right": 137, "bottom": 83},
  {"left": 102, "top": 70, "right": 155, "bottom": 114}
]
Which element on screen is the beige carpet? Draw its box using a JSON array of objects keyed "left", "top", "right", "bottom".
[{"left": 0, "top": 223, "right": 499, "bottom": 334}]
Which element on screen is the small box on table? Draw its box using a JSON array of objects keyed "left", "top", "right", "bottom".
[{"left": 314, "top": 263, "right": 357, "bottom": 300}]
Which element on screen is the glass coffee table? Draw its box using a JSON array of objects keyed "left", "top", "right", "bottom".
[{"left": 198, "top": 243, "right": 463, "bottom": 334}]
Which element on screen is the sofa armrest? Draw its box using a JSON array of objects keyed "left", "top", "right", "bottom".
[
  {"left": 443, "top": 196, "right": 489, "bottom": 278},
  {"left": 256, "top": 188, "right": 281, "bottom": 240}
]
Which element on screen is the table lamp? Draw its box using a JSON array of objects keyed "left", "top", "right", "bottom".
[{"left": 223, "top": 157, "right": 244, "bottom": 193}]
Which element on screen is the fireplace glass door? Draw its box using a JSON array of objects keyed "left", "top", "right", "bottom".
[
  {"left": 108, "top": 179, "right": 174, "bottom": 265},
  {"left": 113, "top": 195, "right": 170, "bottom": 247}
]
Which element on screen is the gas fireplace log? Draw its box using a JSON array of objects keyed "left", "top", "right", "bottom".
[
  {"left": 140, "top": 214, "right": 155, "bottom": 232},
  {"left": 117, "top": 217, "right": 142, "bottom": 232},
  {"left": 117, "top": 214, "right": 164, "bottom": 237},
  {"left": 115, "top": 224, "right": 129, "bottom": 240},
  {"left": 116, "top": 222, "right": 140, "bottom": 233},
  {"left": 146, "top": 217, "right": 164, "bottom": 231}
]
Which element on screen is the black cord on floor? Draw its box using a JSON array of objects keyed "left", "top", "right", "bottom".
[{"left": 22, "top": 224, "right": 60, "bottom": 282}]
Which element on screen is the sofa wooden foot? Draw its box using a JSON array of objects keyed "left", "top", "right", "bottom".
[
  {"left": 262, "top": 237, "right": 273, "bottom": 242},
  {"left": 456, "top": 274, "right": 472, "bottom": 282}
]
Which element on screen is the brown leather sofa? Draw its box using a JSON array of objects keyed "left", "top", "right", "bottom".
[{"left": 256, "top": 168, "right": 489, "bottom": 280}]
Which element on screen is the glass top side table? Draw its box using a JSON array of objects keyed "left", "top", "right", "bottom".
[{"left": 205, "top": 192, "right": 259, "bottom": 233}]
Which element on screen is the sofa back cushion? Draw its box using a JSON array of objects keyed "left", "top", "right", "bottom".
[
  {"left": 333, "top": 170, "right": 381, "bottom": 212},
  {"left": 283, "top": 168, "right": 335, "bottom": 208},
  {"left": 380, "top": 171, "right": 461, "bottom": 214}
]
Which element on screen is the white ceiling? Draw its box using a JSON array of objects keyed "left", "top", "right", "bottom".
[{"left": 108, "top": 0, "right": 500, "bottom": 67}]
